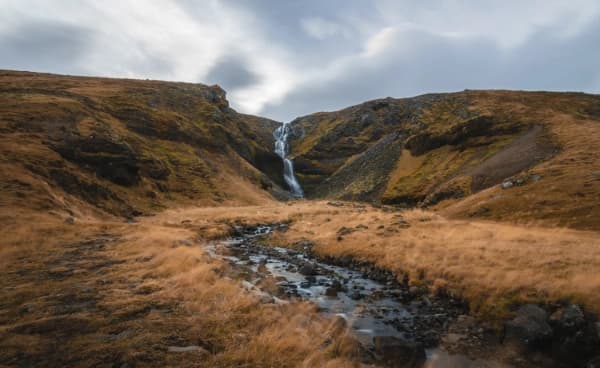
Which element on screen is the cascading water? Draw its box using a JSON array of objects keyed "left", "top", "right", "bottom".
[{"left": 274, "top": 122, "right": 304, "bottom": 197}]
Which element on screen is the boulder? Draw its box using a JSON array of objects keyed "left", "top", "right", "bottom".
[
  {"left": 505, "top": 304, "right": 552, "bottom": 346},
  {"left": 373, "top": 336, "right": 426, "bottom": 368}
]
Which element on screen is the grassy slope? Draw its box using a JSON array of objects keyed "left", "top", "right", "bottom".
[
  {"left": 289, "top": 90, "right": 600, "bottom": 230},
  {"left": 0, "top": 70, "right": 286, "bottom": 221}
]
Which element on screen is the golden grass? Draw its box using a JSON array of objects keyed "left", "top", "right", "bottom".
[
  {"left": 0, "top": 209, "right": 360, "bottom": 367},
  {"left": 148, "top": 201, "right": 600, "bottom": 322},
  {"left": 2, "top": 197, "right": 598, "bottom": 365}
]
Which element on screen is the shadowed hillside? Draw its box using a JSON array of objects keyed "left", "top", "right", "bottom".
[
  {"left": 0, "top": 70, "right": 287, "bottom": 219},
  {"left": 288, "top": 90, "right": 600, "bottom": 229}
]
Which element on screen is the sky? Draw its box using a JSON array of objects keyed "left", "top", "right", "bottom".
[{"left": 2, "top": 0, "right": 600, "bottom": 122}]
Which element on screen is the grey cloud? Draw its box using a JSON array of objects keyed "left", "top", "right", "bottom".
[
  {"left": 2, "top": 1, "right": 599, "bottom": 122},
  {"left": 0, "top": 20, "right": 92, "bottom": 74},
  {"left": 204, "top": 56, "right": 259, "bottom": 90},
  {"left": 261, "top": 16, "right": 600, "bottom": 121}
]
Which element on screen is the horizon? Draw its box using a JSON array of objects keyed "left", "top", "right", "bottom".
[{"left": 2, "top": 0, "right": 600, "bottom": 121}]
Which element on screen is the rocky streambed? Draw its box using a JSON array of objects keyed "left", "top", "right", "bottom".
[{"left": 207, "top": 224, "right": 599, "bottom": 368}]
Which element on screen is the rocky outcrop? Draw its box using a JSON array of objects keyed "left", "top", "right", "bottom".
[{"left": 51, "top": 135, "right": 142, "bottom": 186}]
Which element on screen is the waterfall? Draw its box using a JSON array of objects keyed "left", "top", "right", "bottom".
[{"left": 274, "top": 122, "right": 304, "bottom": 197}]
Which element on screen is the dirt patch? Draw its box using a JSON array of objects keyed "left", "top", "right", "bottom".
[{"left": 468, "top": 125, "right": 556, "bottom": 192}]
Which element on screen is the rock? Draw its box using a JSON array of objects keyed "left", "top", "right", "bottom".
[
  {"left": 330, "top": 279, "right": 344, "bottom": 292},
  {"left": 167, "top": 345, "right": 208, "bottom": 354},
  {"left": 65, "top": 217, "right": 75, "bottom": 224},
  {"left": 325, "top": 287, "right": 338, "bottom": 297},
  {"left": 373, "top": 336, "right": 426, "bottom": 368},
  {"left": 501, "top": 180, "right": 514, "bottom": 189},
  {"left": 350, "top": 292, "right": 363, "bottom": 300},
  {"left": 550, "top": 304, "right": 585, "bottom": 333},
  {"left": 299, "top": 264, "right": 317, "bottom": 276},
  {"left": 505, "top": 304, "right": 552, "bottom": 346}
]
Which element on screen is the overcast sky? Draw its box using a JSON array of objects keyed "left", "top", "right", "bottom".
[{"left": 2, "top": 0, "right": 600, "bottom": 121}]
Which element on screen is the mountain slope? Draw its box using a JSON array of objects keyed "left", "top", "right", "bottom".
[
  {"left": 288, "top": 90, "right": 600, "bottom": 229},
  {"left": 0, "top": 70, "right": 286, "bottom": 219}
]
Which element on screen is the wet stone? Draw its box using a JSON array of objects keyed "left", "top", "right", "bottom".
[{"left": 373, "top": 336, "right": 426, "bottom": 368}]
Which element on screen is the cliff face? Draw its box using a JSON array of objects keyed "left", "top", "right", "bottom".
[
  {"left": 288, "top": 90, "right": 600, "bottom": 229},
  {"left": 0, "top": 70, "right": 286, "bottom": 218}
]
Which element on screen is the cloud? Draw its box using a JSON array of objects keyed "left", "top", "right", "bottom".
[
  {"left": 205, "top": 56, "right": 260, "bottom": 90},
  {"left": 261, "top": 15, "right": 600, "bottom": 120},
  {"left": 0, "top": 20, "right": 92, "bottom": 74},
  {"left": 1, "top": 1, "right": 599, "bottom": 121},
  {"left": 300, "top": 17, "right": 349, "bottom": 40}
]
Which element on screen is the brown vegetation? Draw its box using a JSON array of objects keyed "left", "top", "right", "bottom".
[
  {"left": 289, "top": 90, "right": 600, "bottom": 230},
  {"left": 2, "top": 70, "right": 599, "bottom": 366},
  {"left": 148, "top": 202, "right": 600, "bottom": 322},
  {"left": 0, "top": 211, "right": 360, "bottom": 367}
]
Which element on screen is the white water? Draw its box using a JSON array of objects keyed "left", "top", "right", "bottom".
[{"left": 274, "top": 123, "right": 304, "bottom": 197}]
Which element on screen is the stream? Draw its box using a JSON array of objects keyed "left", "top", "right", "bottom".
[{"left": 208, "top": 224, "right": 511, "bottom": 367}]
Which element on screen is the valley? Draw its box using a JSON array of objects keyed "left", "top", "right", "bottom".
[{"left": 1, "top": 70, "right": 599, "bottom": 367}]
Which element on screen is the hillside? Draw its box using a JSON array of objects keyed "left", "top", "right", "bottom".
[
  {"left": 288, "top": 90, "right": 600, "bottom": 230},
  {"left": 0, "top": 70, "right": 286, "bottom": 220},
  {"left": 1, "top": 71, "right": 600, "bottom": 367}
]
